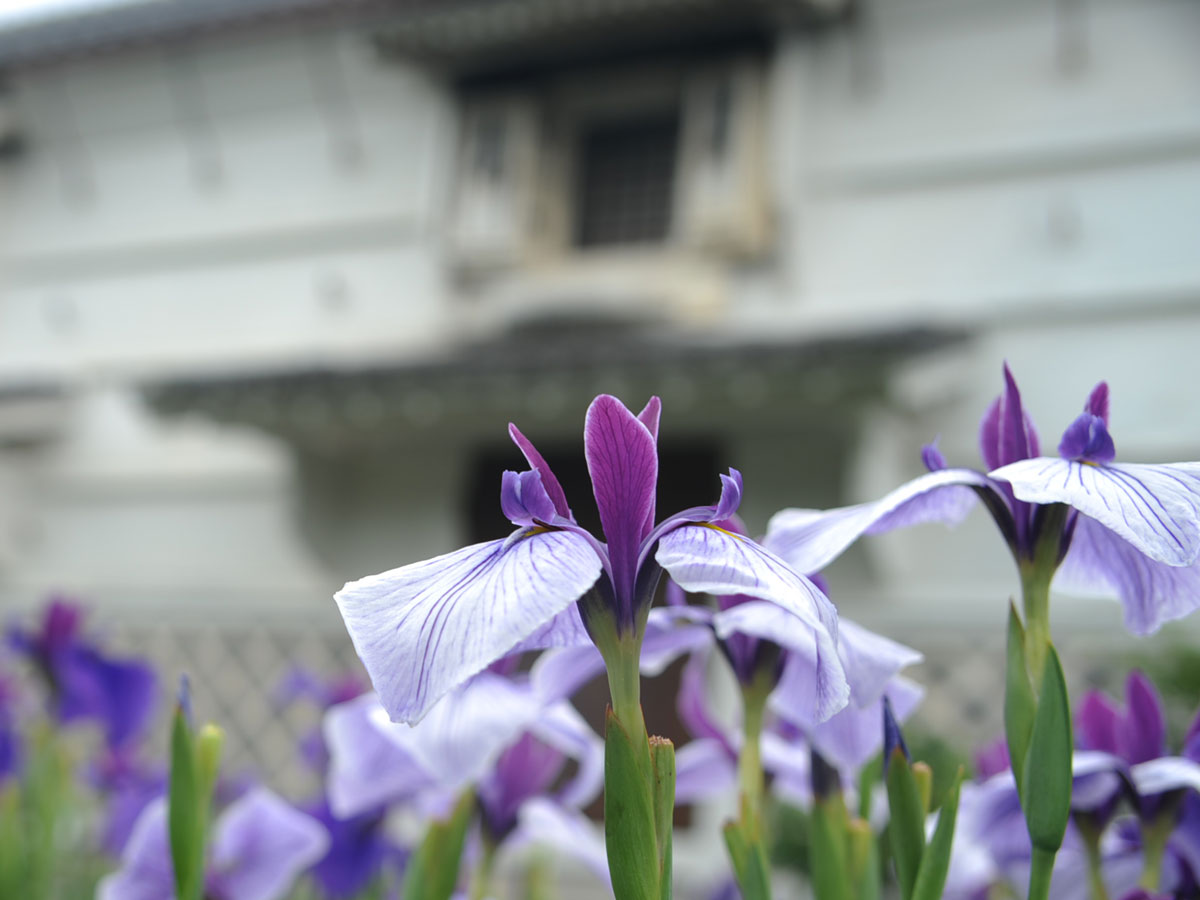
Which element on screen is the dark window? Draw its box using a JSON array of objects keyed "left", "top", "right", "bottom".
[{"left": 575, "top": 113, "right": 679, "bottom": 248}]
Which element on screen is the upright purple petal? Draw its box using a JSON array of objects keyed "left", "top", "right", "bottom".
[
  {"left": 1077, "top": 689, "right": 1121, "bottom": 756},
  {"left": 999, "top": 363, "right": 1039, "bottom": 465},
  {"left": 637, "top": 397, "right": 662, "bottom": 534},
  {"left": 1086, "top": 382, "right": 1110, "bottom": 424},
  {"left": 764, "top": 468, "right": 986, "bottom": 576},
  {"left": 508, "top": 424, "right": 572, "bottom": 520},
  {"left": 334, "top": 530, "right": 602, "bottom": 723},
  {"left": 1054, "top": 514, "right": 1200, "bottom": 634},
  {"left": 1120, "top": 671, "right": 1166, "bottom": 764},
  {"left": 979, "top": 397, "right": 1004, "bottom": 472},
  {"left": 208, "top": 788, "right": 330, "bottom": 900},
  {"left": 584, "top": 395, "right": 659, "bottom": 607},
  {"left": 994, "top": 459, "right": 1200, "bottom": 567},
  {"left": 478, "top": 733, "right": 567, "bottom": 838}
]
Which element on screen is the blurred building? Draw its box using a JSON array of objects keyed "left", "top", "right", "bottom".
[{"left": 0, "top": 0, "right": 1198, "bottom": 879}]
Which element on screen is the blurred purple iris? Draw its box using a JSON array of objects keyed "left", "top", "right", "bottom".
[
  {"left": 275, "top": 668, "right": 400, "bottom": 899},
  {"left": 766, "top": 365, "right": 1200, "bottom": 635},
  {"left": 323, "top": 668, "right": 609, "bottom": 883},
  {"left": 0, "top": 670, "right": 21, "bottom": 782},
  {"left": 9, "top": 598, "right": 157, "bottom": 750},
  {"left": 944, "top": 671, "right": 1200, "bottom": 900},
  {"left": 97, "top": 787, "right": 329, "bottom": 900},
  {"left": 335, "top": 394, "right": 846, "bottom": 726}
]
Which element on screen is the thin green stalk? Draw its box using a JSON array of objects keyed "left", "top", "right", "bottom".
[
  {"left": 469, "top": 837, "right": 498, "bottom": 900},
  {"left": 738, "top": 674, "right": 771, "bottom": 835},
  {"left": 1028, "top": 847, "right": 1056, "bottom": 900},
  {"left": 1139, "top": 813, "right": 1174, "bottom": 891},
  {"left": 1077, "top": 820, "right": 1111, "bottom": 900}
]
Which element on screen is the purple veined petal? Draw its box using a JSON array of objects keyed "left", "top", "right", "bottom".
[
  {"left": 508, "top": 423, "right": 573, "bottom": 520},
  {"left": 511, "top": 798, "right": 612, "bottom": 887},
  {"left": 637, "top": 397, "right": 662, "bottom": 535},
  {"left": 676, "top": 647, "right": 737, "bottom": 753},
  {"left": 1129, "top": 756, "right": 1200, "bottom": 797},
  {"left": 529, "top": 644, "right": 605, "bottom": 705},
  {"left": 674, "top": 737, "right": 736, "bottom": 803},
  {"left": 335, "top": 529, "right": 603, "bottom": 724},
  {"left": 209, "top": 788, "right": 330, "bottom": 900},
  {"left": 1054, "top": 514, "right": 1200, "bottom": 635},
  {"left": 96, "top": 797, "right": 174, "bottom": 900},
  {"left": 979, "top": 396, "right": 1003, "bottom": 473},
  {"left": 584, "top": 394, "right": 659, "bottom": 600},
  {"left": 658, "top": 527, "right": 849, "bottom": 721},
  {"left": 509, "top": 603, "right": 593, "bottom": 654},
  {"left": 993, "top": 458, "right": 1200, "bottom": 567},
  {"left": 836, "top": 619, "right": 923, "bottom": 709},
  {"left": 526, "top": 701, "right": 605, "bottom": 811},
  {"left": 710, "top": 600, "right": 849, "bottom": 724},
  {"left": 805, "top": 677, "right": 924, "bottom": 774},
  {"left": 369, "top": 673, "right": 545, "bottom": 794},
  {"left": 323, "top": 694, "right": 433, "bottom": 819},
  {"left": 764, "top": 468, "right": 987, "bottom": 576}
]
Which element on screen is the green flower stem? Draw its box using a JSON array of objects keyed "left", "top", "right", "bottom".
[
  {"left": 738, "top": 672, "right": 772, "bottom": 834},
  {"left": 1028, "top": 847, "right": 1056, "bottom": 900},
  {"left": 1139, "top": 812, "right": 1174, "bottom": 891},
  {"left": 468, "top": 836, "right": 498, "bottom": 900},
  {"left": 1077, "top": 819, "right": 1111, "bottom": 900}
]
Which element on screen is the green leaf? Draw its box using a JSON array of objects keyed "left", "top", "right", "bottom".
[
  {"left": 605, "top": 708, "right": 660, "bottom": 900},
  {"left": 723, "top": 817, "right": 772, "bottom": 900},
  {"left": 649, "top": 737, "right": 676, "bottom": 900},
  {"left": 401, "top": 790, "right": 476, "bottom": 900},
  {"left": 168, "top": 704, "right": 201, "bottom": 900},
  {"left": 884, "top": 749, "right": 925, "bottom": 900},
  {"left": 809, "top": 794, "right": 850, "bottom": 900},
  {"left": 846, "top": 819, "right": 882, "bottom": 900},
  {"left": 1004, "top": 601, "right": 1036, "bottom": 801},
  {"left": 911, "top": 767, "right": 964, "bottom": 900},
  {"left": 1022, "top": 644, "right": 1072, "bottom": 853}
]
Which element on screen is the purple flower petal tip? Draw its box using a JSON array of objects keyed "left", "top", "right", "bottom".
[
  {"left": 1086, "top": 381, "right": 1110, "bottom": 424},
  {"left": 1058, "top": 413, "right": 1116, "bottom": 464},
  {"left": 507, "top": 423, "right": 572, "bottom": 520},
  {"left": 500, "top": 470, "right": 559, "bottom": 526},
  {"left": 713, "top": 469, "right": 743, "bottom": 521},
  {"left": 921, "top": 440, "right": 948, "bottom": 472},
  {"left": 882, "top": 696, "right": 909, "bottom": 771}
]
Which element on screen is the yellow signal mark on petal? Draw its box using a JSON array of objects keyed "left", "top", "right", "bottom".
[{"left": 698, "top": 522, "right": 745, "bottom": 541}]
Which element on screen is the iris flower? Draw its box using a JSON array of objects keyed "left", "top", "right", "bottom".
[
  {"left": 9, "top": 599, "right": 158, "bottom": 750},
  {"left": 335, "top": 394, "right": 847, "bottom": 727},
  {"left": 97, "top": 787, "right": 329, "bottom": 900},
  {"left": 0, "top": 671, "right": 20, "bottom": 782},
  {"left": 323, "top": 668, "right": 608, "bottom": 886},
  {"left": 765, "top": 365, "right": 1200, "bottom": 636}
]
